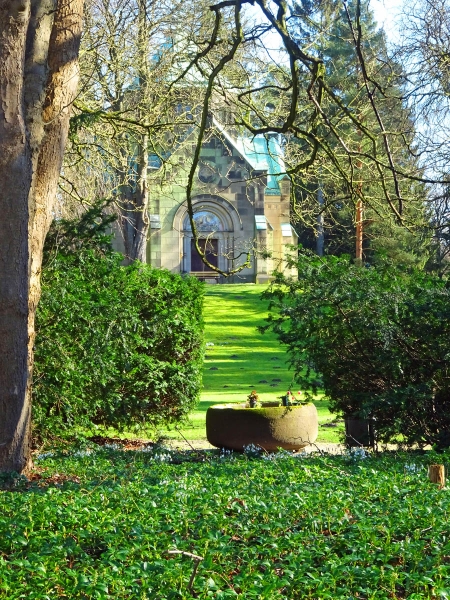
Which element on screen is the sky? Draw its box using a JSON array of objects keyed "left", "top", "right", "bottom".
[
  {"left": 370, "top": 0, "right": 404, "bottom": 42},
  {"left": 247, "top": 0, "right": 407, "bottom": 59}
]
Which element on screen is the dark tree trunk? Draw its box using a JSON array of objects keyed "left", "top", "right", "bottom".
[
  {"left": 0, "top": 0, "right": 83, "bottom": 473},
  {"left": 0, "top": 0, "right": 32, "bottom": 473}
]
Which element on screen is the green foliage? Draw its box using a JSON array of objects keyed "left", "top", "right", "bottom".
[
  {"left": 43, "top": 199, "right": 117, "bottom": 255},
  {"left": 291, "top": 0, "right": 431, "bottom": 266},
  {"left": 263, "top": 252, "right": 450, "bottom": 449},
  {"left": 2, "top": 446, "right": 450, "bottom": 598},
  {"left": 159, "top": 284, "right": 339, "bottom": 445},
  {"left": 69, "top": 109, "right": 104, "bottom": 142},
  {"left": 33, "top": 207, "right": 204, "bottom": 440}
]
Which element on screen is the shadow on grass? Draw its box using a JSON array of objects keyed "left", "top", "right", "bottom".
[{"left": 158, "top": 284, "right": 337, "bottom": 442}]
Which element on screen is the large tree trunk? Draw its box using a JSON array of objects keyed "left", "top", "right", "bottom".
[
  {"left": 0, "top": 0, "right": 83, "bottom": 473},
  {"left": 0, "top": 0, "right": 33, "bottom": 473}
]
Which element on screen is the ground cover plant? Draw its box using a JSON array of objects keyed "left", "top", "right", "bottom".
[
  {"left": 158, "top": 284, "right": 339, "bottom": 445},
  {"left": 1, "top": 445, "right": 450, "bottom": 599}
]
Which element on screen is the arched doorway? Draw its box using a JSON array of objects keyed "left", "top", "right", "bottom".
[
  {"left": 190, "top": 238, "right": 219, "bottom": 272},
  {"left": 184, "top": 210, "right": 224, "bottom": 275}
]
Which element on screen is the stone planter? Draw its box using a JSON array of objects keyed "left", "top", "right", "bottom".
[{"left": 206, "top": 403, "right": 318, "bottom": 451}]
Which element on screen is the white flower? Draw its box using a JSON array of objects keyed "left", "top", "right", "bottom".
[
  {"left": 36, "top": 452, "right": 55, "bottom": 460},
  {"left": 72, "top": 449, "right": 93, "bottom": 457},
  {"left": 405, "top": 463, "right": 421, "bottom": 474},
  {"left": 348, "top": 447, "right": 367, "bottom": 460},
  {"left": 243, "top": 443, "right": 263, "bottom": 457}
]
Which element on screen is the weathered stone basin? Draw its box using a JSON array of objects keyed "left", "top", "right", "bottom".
[{"left": 206, "top": 403, "right": 318, "bottom": 451}]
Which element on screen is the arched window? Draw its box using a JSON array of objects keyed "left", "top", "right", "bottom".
[{"left": 184, "top": 211, "right": 224, "bottom": 232}]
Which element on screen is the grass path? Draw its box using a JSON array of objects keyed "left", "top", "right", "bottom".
[{"left": 160, "top": 284, "right": 342, "bottom": 444}]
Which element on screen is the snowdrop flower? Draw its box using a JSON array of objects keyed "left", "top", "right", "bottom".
[
  {"left": 348, "top": 447, "right": 367, "bottom": 460},
  {"left": 152, "top": 452, "right": 172, "bottom": 463},
  {"left": 72, "top": 449, "right": 93, "bottom": 458},
  {"left": 36, "top": 452, "right": 55, "bottom": 461},
  {"left": 243, "top": 443, "right": 263, "bottom": 457},
  {"left": 404, "top": 463, "right": 421, "bottom": 474},
  {"left": 296, "top": 450, "right": 308, "bottom": 458}
]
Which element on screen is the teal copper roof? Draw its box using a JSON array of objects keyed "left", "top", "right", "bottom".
[{"left": 212, "top": 117, "right": 287, "bottom": 195}]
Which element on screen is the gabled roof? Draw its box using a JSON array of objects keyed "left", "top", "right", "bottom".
[
  {"left": 148, "top": 116, "right": 289, "bottom": 195},
  {"left": 211, "top": 116, "right": 288, "bottom": 195}
]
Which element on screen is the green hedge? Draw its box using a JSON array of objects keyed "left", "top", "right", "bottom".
[
  {"left": 264, "top": 252, "right": 450, "bottom": 449},
  {"left": 33, "top": 210, "right": 204, "bottom": 440}
]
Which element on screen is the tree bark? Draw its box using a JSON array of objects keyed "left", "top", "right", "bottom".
[
  {"left": 316, "top": 185, "right": 324, "bottom": 257},
  {"left": 119, "top": 131, "right": 150, "bottom": 264},
  {"left": 0, "top": 0, "right": 33, "bottom": 473},
  {"left": 131, "top": 130, "right": 150, "bottom": 262},
  {"left": 118, "top": 0, "right": 149, "bottom": 264},
  {"left": 0, "top": 0, "right": 83, "bottom": 473}
]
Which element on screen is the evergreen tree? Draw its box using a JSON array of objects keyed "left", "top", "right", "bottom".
[{"left": 289, "top": 0, "right": 431, "bottom": 266}]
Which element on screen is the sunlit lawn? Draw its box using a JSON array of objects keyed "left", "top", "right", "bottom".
[{"left": 159, "top": 284, "right": 342, "bottom": 444}]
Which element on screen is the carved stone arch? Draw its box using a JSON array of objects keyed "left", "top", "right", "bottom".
[
  {"left": 172, "top": 194, "right": 243, "bottom": 233},
  {"left": 173, "top": 195, "right": 241, "bottom": 275}
]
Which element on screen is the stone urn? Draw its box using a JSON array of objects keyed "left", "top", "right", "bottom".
[{"left": 206, "top": 402, "right": 318, "bottom": 451}]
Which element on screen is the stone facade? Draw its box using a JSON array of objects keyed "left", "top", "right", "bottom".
[{"left": 115, "top": 117, "right": 297, "bottom": 283}]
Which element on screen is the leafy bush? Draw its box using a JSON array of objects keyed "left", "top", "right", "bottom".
[
  {"left": 264, "top": 252, "right": 450, "bottom": 449},
  {"left": 33, "top": 206, "right": 204, "bottom": 440}
]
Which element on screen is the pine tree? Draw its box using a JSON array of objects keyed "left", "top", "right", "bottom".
[{"left": 290, "top": 0, "right": 431, "bottom": 266}]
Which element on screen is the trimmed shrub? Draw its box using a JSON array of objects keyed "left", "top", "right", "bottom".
[
  {"left": 264, "top": 252, "right": 450, "bottom": 449},
  {"left": 33, "top": 208, "right": 204, "bottom": 440}
]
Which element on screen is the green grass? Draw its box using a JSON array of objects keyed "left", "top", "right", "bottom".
[
  {"left": 2, "top": 445, "right": 450, "bottom": 599},
  {"left": 159, "top": 284, "right": 341, "bottom": 444}
]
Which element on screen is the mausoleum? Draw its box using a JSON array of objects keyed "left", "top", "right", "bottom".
[{"left": 118, "top": 116, "right": 298, "bottom": 283}]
